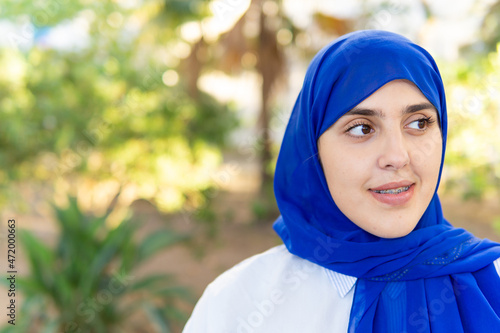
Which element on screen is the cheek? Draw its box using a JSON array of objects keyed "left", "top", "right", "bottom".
[
  {"left": 322, "top": 149, "right": 372, "bottom": 192},
  {"left": 410, "top": 132, "right": 443, "bottom": 184},
  {"left": 427, "top": 132, "right": 443, "bottom": 170}
]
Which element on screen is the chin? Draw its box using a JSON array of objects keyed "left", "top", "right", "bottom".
[
  {"left": 365, "top": 219, "right": 418, "bottom": 239},
  {"left": 377, "top": 229, "right": 414, "bottom": 239}
]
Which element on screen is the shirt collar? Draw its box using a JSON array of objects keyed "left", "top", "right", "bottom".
[
  {"left": 324, "top": 268, "right": 357, "bottom": 298},
  {"left": 324, "top": 268, "right": 423, "bottom": 300}
]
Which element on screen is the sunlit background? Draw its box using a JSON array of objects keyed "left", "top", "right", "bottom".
[{"left": 0, "top": 0, "right": 499, "bottom": 332}]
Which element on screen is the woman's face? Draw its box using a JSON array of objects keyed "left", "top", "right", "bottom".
[{"left": 318, "top": 80, "right": 442, "bottom": 238}]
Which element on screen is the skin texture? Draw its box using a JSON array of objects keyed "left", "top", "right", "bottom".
[{"left": 317, "top": 79, "right": 442, "bottom": 238}]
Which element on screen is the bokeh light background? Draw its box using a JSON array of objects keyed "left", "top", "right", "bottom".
[{"left": 0, "top": 0, "right": 499, "bottom": 332}]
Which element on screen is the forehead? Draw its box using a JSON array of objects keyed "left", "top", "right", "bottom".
[
  {"left": 356, "top": 80, "right": 427, "bottom": 105},
  {"left": 341, "top": 80, "right": 438, "bottom": 119}
]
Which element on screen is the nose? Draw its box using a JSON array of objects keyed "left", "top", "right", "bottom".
[{"left": 377, "top": 132, "right": 410, "bottom": 170}]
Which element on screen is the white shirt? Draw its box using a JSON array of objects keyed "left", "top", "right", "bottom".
[{"left": 183, "top": 245, "right": 500, "bottom": 333}]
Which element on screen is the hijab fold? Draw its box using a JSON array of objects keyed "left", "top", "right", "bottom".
[{"left": 273, "top": 30, "right": 500, "bottom": 332}]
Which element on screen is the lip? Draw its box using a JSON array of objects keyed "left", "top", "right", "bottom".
[
  {"left": 370, "top": 181, "right": 414, "bottom": 191},
  {"left": 369, "top": 182, "right": 415, "bottom": 206}
]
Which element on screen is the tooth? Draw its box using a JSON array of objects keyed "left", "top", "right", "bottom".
[{"left": 374, "top": 186, "right": 410, "bottom": 194}]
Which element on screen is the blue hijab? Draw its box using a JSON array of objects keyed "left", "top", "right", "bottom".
[{"left": 273, "top": 30, "right": 500, "bottom": 332}]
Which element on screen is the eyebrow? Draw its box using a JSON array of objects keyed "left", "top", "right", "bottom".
[{"left": 344, "top": 102, "right": 437, "bottom": 118}]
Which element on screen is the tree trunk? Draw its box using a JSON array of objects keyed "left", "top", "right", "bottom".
[{"left": 256, "top": 0, "right": 281, "bottom": 191}]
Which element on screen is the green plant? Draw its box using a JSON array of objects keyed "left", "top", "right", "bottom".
[
  {"left": 494, "top": 216, "right": 500, "bottom": 236},
  {"left": 1, "top": 196, "right": 192, "bottom": 333}
]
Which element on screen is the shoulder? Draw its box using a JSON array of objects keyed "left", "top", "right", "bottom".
[
  {"left": 183, "top": 245, "right": 354, "bottom": 333},
  {"left": 495, "top": 257, "right": 500, "bottom": 276},
  {"left": 207, "top": 244, "right": 321, "bottom": 291},
  {"left": 193, "top": 244, "right": 328, "bottom": 308}
]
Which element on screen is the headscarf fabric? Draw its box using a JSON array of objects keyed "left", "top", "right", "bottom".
[{"left": 273, "top": 30, "right": 500, "bottom": 332}]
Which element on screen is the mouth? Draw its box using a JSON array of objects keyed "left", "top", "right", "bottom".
[
  {"left": 369, "top": 182, "right": 415, "bottom": 206},
  {"left": 372, "top": 185, "right": 411, "bottom": 195}
]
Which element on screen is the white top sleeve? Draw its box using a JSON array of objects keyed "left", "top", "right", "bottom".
[{"left": 182, "top": 245, "right": 355, "bottom": 333}]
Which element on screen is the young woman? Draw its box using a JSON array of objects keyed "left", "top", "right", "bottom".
[{"left": 183, "top": 30, "right": 500, "bottom": 332}]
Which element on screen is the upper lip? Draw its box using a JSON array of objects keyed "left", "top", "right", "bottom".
[{"left": 370, "top": 181, "right": 414, "bottom": 191}]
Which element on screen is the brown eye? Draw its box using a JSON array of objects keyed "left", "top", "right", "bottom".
[
  {"left": 407, "top": 117, "right": 432, "bottom": 131},
  {"left": 361, "top": 125, "right": 371, "bottom": 134},
  {"left": 347, "top": 123, "right": 373, "bottom": 137}
]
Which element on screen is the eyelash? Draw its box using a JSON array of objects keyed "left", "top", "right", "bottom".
[
  {"left": 345, "top": 121, "right": 371, "bottom": 136},
  {"left": 409, "top": 116, "right": 435, "bottom": 130},
  {"left": 345, "top": 116, "right": 436, "bottom": 138}
]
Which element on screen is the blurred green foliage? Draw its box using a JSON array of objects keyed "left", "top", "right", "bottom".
[
  {"left": 0, "top": 0, "right": 237, "bottom": 212},
  {"left": 440, "top": 43, "right": 500, "bottom": 200},
  {"left": 0, "top": 1, "right": 233, "bottom": 331},
  {"left": 494, "top": 216, "right": 500, "bottom": 235},
  {"left": 1, "top": 0, "right": 498, "bottom": 213},
  {"left": 1, "top": 196, "right": 192, "bottom": 332}
]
